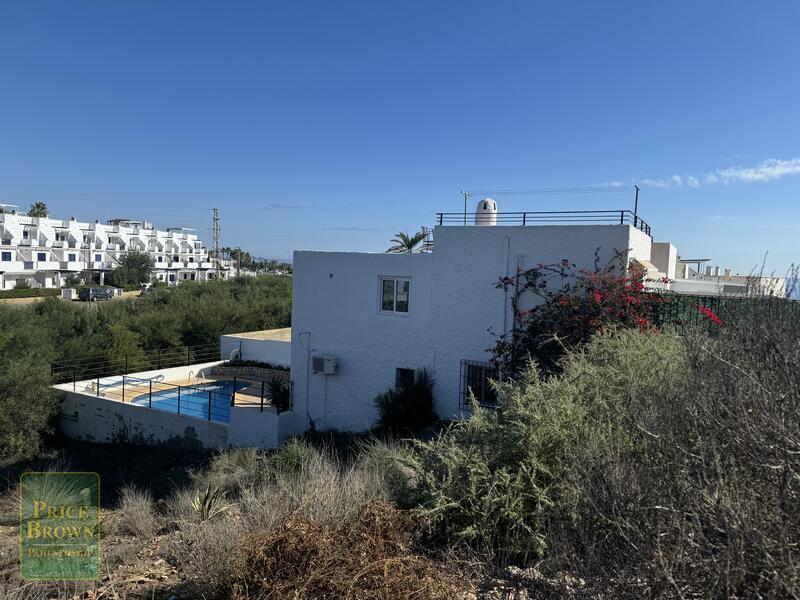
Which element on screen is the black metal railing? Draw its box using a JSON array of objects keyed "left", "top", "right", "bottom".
[
  {"left": 51, "top": 342, "right": 222, "bottom": 385},
  {"left": 84, "top": 373, "right": 292, "bottom": 421},
  {"left": 435, "top": 210, "right": 652, "bottom": 236}
]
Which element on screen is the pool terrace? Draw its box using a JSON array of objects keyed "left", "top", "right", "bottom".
[
  {"left": 81, "top": 373, "right": 290, "bottom": 423},
  {"left": 54, "top": 331, "right": 298, "bottom": 449}
]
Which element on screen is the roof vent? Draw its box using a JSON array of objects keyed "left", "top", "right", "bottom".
[{"left": 474, "top": 198, "right": 497, "bottom": 226}]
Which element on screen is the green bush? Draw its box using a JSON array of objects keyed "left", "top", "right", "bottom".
[
  {"left": 374, "top": 368, "right": 436, "bottom": 432},
  {"left": 412, "top": 317, "right": 800, "bottom": 597},
  {"left": 0, "top": 275, "right": 292, "bottom": 463},
  {"left": 410, "top": 329, "right": 687, "bottom": 566},
  {"left": 63, "top": 274, "right": 82, "bottom": 287},
  {"left": 0, "top": 288, "right": 60, "bottom": 299},
  {"left": 217, "top": 359, "right": 290, "bottom": 371},
  {"left": 0, "top": 340, "right": 60, "bottom": 461}
]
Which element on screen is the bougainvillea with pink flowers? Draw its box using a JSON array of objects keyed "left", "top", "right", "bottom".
[{"left": 492, "top": 252, "right": 667, "bottom": 376}]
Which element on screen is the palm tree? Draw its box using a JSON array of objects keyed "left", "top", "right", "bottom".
[
  {"left": 386, "top": 230, "right": 425, "bottom": 253},
  {"left": 27, "top": 202, "right": 48, "bottom": 217}
]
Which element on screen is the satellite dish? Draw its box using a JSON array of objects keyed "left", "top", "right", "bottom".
[{"left": 229, "top": 348, "right": 241, "bottom": 361}]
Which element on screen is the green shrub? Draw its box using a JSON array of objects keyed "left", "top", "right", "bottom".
[
  {"left": 413, "top": 315, "right": 800, "bottom": 597},
  {"left": 63, "top": 274, "right": 82, "bottom": 287},
  {"left": 0, "top": 348, "right": 60, "bottom": 462},
  {"left": 217, "top": 359, "right": 290, "bottom": 371},
  {"left": 0, "top": 275, "right": 292, "bottom": 463},
  {"left": 374, "top": 368, "right": 436, "bottom": 431},
  {"left": 410, "top": 329, "right": 687, "bottom": 567},
  {"left": 0, "top": 288, "right": 59, "bottom": 299}
]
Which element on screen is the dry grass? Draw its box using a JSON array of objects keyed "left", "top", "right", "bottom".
[
  {"left": 166, "top": 439, "right": 417, "bottom": 599},
  {"left": 231, "top": 500, "right": 468, "bottom": 600},
  {"left": 114, "top": 485, "right": 158, "bottom": 539}
]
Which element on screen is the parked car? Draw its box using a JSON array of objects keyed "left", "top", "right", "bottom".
[{"left": 78, "top": 287, "right": 113, "bottom": 302}]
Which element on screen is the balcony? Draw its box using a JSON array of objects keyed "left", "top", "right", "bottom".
[
  {"left": 59, "top": 261, "right": 85, "bottom": 272},
  {"left": 33, "top": 261, "right": 61, "bottom": 270},
  {"left": 0, "top": 260, "right": 26, "bottom": 272}
]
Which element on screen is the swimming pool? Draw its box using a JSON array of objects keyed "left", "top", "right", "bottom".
[{"left": 131, "top": 380, "right": 248, "bottom": 423}]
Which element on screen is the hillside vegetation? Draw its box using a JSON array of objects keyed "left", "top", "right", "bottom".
[
  {"left": 0, "top": 276, "right": 291, "bottom": 462},
  {"left": 1, "top": 263, "right": 797, "bottom": 598}
]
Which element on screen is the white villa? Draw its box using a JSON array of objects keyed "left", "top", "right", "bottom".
[
  {"left": 55, "top": 201, "right": 788, "bottom": 448},
  {"left": 0, "top": 204, "right": 233, "bottom": 289}
]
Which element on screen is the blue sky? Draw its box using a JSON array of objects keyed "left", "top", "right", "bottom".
[{"left": 1, "top": 1, "right": 798, "bottom": 272}]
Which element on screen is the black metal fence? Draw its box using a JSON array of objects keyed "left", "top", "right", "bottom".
[
  {"left": 436, "top": 210, "right": 652, "bottom": 236},
  {"left": 82, "top": 373, "right": 292, "bottom": 421},
  {"left": 51, "top": 342, "right": 222, "bottom": 385},
  {"left": 649, "top": 294, "right": 800, "bottom": 330}
]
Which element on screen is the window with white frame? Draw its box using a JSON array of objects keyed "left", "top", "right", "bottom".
[
  {"left": 380, "top": 277, "right": 410, "bottom": 313},
  {"left": 1, "top": 251, "right": 11, "bottom": 261},
  {"left": 37, "top": 252, "right": 46, "bottom": 261}
]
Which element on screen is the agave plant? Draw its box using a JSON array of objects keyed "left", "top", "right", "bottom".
[{"left": 191, "top": 485, "right": 229, "bottom": 522}]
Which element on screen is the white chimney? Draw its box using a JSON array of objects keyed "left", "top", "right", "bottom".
[{"left": 474, "top": 198, "right": 497, "bottom": 226}]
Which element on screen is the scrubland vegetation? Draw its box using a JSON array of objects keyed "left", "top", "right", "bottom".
[
  {"left": 0, "top": 276, "right": 291, "bottom": 462},
  {"left": 0, "top": 265, "right": 797, "bottom": 598}
]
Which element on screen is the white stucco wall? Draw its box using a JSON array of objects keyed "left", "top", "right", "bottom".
[
  {"left": 227, "top": 406, "right": 298, "bottom": 448},
  {"left": 291, "top": 251, "right": 435, "bottom": 432},
  {"left": 59, "top": 391, "right": 229, "bottom": 447},
  {"left": 650, "top": 242, "right": 678, "bottom": 280},
  {"left": 220, "top": 335, "right": 292, "bottom": 367},
  {"left": 291, "top": 225, "right": 650, "bottom": 431}
]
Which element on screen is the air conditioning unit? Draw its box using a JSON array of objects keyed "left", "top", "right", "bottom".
[{"left": 312, "top": 355, "right": 338, "bottom": 375}]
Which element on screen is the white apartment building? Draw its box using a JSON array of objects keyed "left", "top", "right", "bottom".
[{"left": 0, "top": 204, "right": 233, "bottom": 289}]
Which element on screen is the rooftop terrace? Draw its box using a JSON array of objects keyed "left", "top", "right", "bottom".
[{"left": 435, "top": 209, "right": 652, "bottom": 236}]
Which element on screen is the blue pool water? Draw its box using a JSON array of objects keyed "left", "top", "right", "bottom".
[{"left": 131, "top": 380, "right": 248, "bottom": 423}]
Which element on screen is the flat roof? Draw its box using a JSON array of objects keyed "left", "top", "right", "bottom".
[{"left": 224, "top": 327, "right": 291, "bottom": 341}]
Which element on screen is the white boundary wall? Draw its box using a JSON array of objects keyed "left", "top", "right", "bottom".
[{"left": 220, "top": 335, "right": 292, "bottom": 366}]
